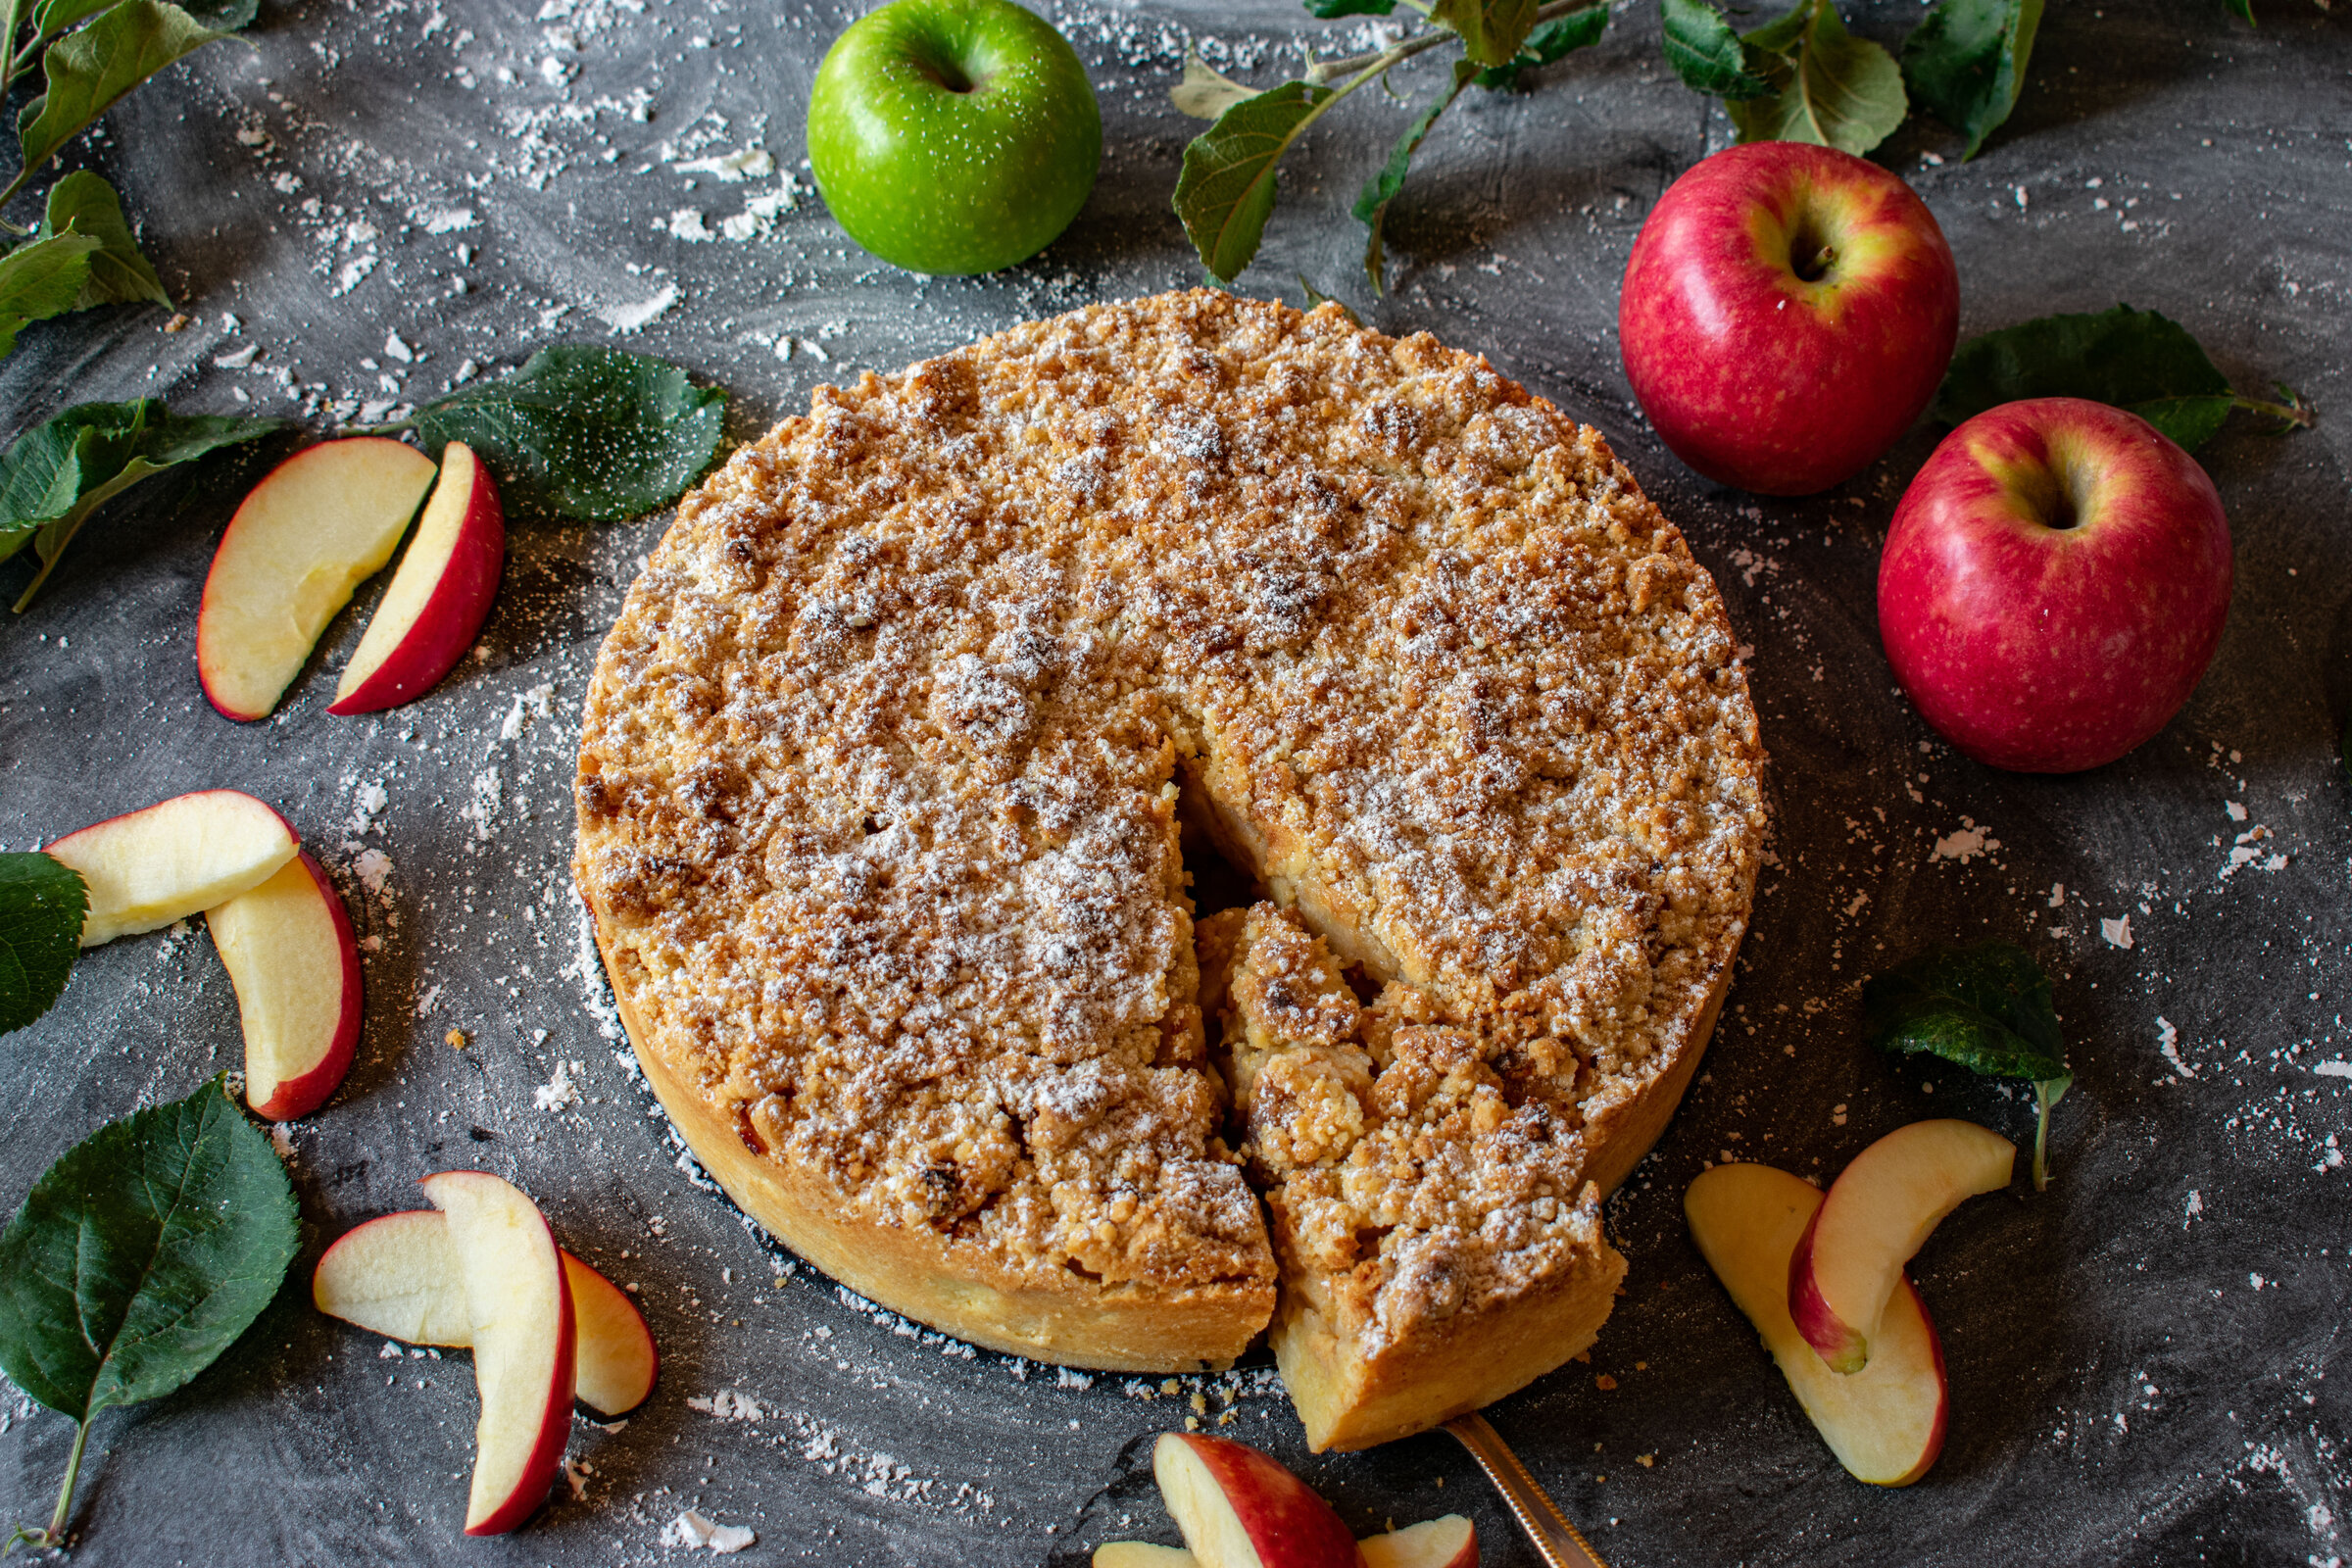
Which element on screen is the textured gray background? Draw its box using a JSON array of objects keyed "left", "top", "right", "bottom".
[{"left": 0, "top": 0, "right": 2347, "bottom": 1563}]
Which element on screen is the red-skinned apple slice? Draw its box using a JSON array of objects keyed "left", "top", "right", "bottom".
[
  {"left": 45, "top": 789, "right": 298, "bottom": 947},
  {"left": 311, "top": 1209, "right": 657, "bottom": 1417},
  {"left": 1358, "top": 1515, "right": 1477, "bottom": 1568},
  {"left": 197, "top": 436, "right": 437, "bottom": 721},
  {"left": 1688, "top": 1162, "right": 1947, "bottom": 1486},
  {"left": 1788, "top": 1119, "right": 2013, "bottom": 1373},
  {"left": 1152, "top": 1432, "right": 1359, "bottom": 1568},
  {"left": 419, "top": 1172, "right": 576, "bottom": 1536},
  {"left": 329, "top": 440, "right": 506, "bottom": 715},
  {"left": 208, "top": 850, "right": 361, "bottom": 1120}
]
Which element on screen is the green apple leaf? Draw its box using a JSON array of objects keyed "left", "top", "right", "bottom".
[
  {"left": 1432, "top": 0, "right": 1540, "bottom": 68},
  {"left": 0, "top": 1075, "right": 298, "bottom": 1549},
  {"left": 0, "top": 228, "right": 98, "bottom": 359},
  {"left": 1353, "top": 59, "right": 1476, "bottom": 295},
  {"left": 1171, "top": 49, "right": 1257, "bottom": 122},
  {"left": 1728, "top": 0, "right": 1907, "bottom": 156},
  {"left": 1863, "top": 941, "right": 2070, "bottom": 1189},
  {"left": 1933, "top": 305, "right": 2314, "bottom": 452},
  {"left": 1475, "top": 5, "right": 1608, "bottom": 89},
  {"left": 1303, "top": 0, "right": 1396, "bottom": 14},
  {"left": 1661, "top": 0, "right": 1776, "bottom": 99},
  {"left": 1174, "top": 79, "right": 1336, "bottom": 285},
  {"left": 7, "top": 1, "right": 241, "bottom": 209},
  {"left": 406, "top": 345, "right": 729, "bottom": 522},
  {"left": 0, "top": 853, "right": 84, "bottom": 1035},
  {"left": 0, "top": 398, "right": 283, "bottom": 609},
  {"left": 2222, "top": 0, "right": 2254, "bottom": 21},
  {"left": 39, "top": 170, "right": 170, "bottom": 308},
  {"left": 1901, "top": 0, "right": 2042, "bottom": 159}
]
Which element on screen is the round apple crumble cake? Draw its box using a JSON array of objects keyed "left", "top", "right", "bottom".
[{"left": 575, "top": 289, "right": 1766, "bottom": 1450}]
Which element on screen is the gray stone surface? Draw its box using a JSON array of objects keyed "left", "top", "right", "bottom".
[{"left": 1, "top": 0, "right": 2348, "bottom": 1562}]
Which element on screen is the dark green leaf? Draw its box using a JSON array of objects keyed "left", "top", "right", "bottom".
[
  {"left": 12, "top": 1, "right": 236, "bottom": 202},
  {"left": 1354, "top": 59, "right": 1476, "bottom": 294},
  {"left": 2222, "top": 0, "right": 2253, "bottom": 22},
  {"left": 1433, "top": 0, "right": 1539, "bottom": 68},
  {"left": 0, "top": 399, "right": 282, "bottom": 606},
  {"left": 410, "top": 345, "right": 728, "bottom": 521},
  {"left": 26, "top": 0, "right": 122, "bottom": 48},
  {"left": 1303, "top": 0, "right": 1396, "bottom": 14},
  {"left": 1901, "top": 0, "right": 2042, "bottom": 159},
  {"left": 0, "top": 229, "right": 98, "bottom": 358},
  {"left": 0, "top": 852, "right": 83, "bottom": 1034},
  {"left": 1475, "top": 5, "right": 1608, "bottom": 89},
  {"left": 0, "top": 1074, "right": 298, "bottom": 1422},
  {"left": 1171, "top": 49, "right": 1256, "bottom": 121},
  {"left": 1729, "top": 0, "right": 1907, "bottom": 156},
  {"left": 1863, "top": 941, "right": 2069, "bottom": 1083},
  {"left": 1661, "top": 0, "right": 1775, "bottom": 99},
  {"left": 1929, "top": 304, "right": 2306, "bottom": 452},
  {"left": 40, "top": 170, "right": 170, "bottom": 308},
  {"left": 1173, "top": 79, "right": 1335, "bottom": 285}
]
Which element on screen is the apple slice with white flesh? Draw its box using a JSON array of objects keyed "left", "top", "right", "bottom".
[
  {"left": 311, "top": 1208, "right": 658, "bottom": 1417},
  {"left": 419, "top": 1172, "right": 576, "bottom": 1536},
  {"left": 1095, "top": 1546, "right": 1200, "bottom": 1568},
  {"left": 329, "top": 440, "right": 506, "bottom": 715},
  {"left": 208, "top": 850, "right": 361, "bottom": 1121},
  {"left": 1358, "top": 1515, "right": 1477, "bottom": 1568},
  {"left": 1688, "top": 1162, "right": 1949, "bottom": 1486},
  {"left": 1096, "top": 1515, "right": 1475, "bottom": 1568},
  {"left": 45, "top": 789, "right": 298, "bottom": 947},
  {"left": 1152, "top": 1432, "right": 1360, "bottom": 1568},
  {"left": 197, "top": 436, "right": 437, "bottom": 721},
  {"left": 1788, "top": 1119, "right": 2013, "bottom": 1373}
]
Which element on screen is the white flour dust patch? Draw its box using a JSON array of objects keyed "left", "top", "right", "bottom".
[
  {"left": 1929, "top": 819, "right": 1999, "bottom": 864},
  {"left": 2157, "top": 1017, "right": 2195, "bottom": 1078}
]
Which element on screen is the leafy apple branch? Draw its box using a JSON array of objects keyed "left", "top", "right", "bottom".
[
  {"left": 1171, "top": 0, "right": 1612, "bottom": 293},
  {"left": 0, "top": 0, "right": 256, "bottom": 361}
]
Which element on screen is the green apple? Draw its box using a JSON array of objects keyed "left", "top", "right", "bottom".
[{"left": 806, "top": 0, "right": 1101, "bottom": 276}]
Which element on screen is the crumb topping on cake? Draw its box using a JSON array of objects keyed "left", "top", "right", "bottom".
[{"left": 576, "top": 289, "right": 1764, "bottom": 1330}]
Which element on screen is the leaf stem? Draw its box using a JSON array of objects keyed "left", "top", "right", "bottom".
[
  {"left": 6, "top": 1415, "right": 91, "bottom": 1553},
  {"left": 2235, "top": 383, "right": 2314, "bottom": 432},
  {"left": 2031, "top": 1076, "right": 2070, "bottom": 1192}
]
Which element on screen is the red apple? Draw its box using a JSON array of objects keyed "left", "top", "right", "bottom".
[
  {"left": 208, "top": 850, "right": 361, "bottom": 1121},
  {"left": 1358, "top": 1515, "right": 1477, "bottom": 1568},
  {"left": 1152, "top": 1432, "right": 1359, "bottom": 1568},
  {"left": 197, "top": 436, "right": 437, "bottom": 721},
  {"left": 1878, "top": 397, "right": 2232, "bottom": 772},
  {"left": 1687, "top": 1162, "right": 1947, "bottom": 1486},
  {"left": 419, "top": 1172, "right": 576, "bottom": 1536},
  {"left": 1787, "top": 1119, "right": 2012, "bottom": 1374},
  {"left": 312, "top": 1209, "right": 658, "bottom": 1418},
  {"left": 1620, "top": 141, "right": 1959, "bottom": 496},
  {"left": 329, "top": 440, "right": 505, "bottom": 715},
  {"left": 44, "top": 789, "right": 298, "bottom": 947}
]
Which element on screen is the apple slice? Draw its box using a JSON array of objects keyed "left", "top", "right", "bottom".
[
  {"left": 312, "top": 1209, "right": 657, "bottom": 1417},
  {"left": 197, "top": 436, "right": 437, "bottom": 721},
  {"left": 1687, "top": 1162, "right": 1947, "bottom": 1486},
  {"left": 329, "top": 440, "right": 506, "bottom": 715},
  {"left": 1358, "top": 1516, "right": 1477, "bottom": 1568},
  {"left": 45, "top": 789, "right": 298, "bottom": 948},
  {"left": 420, "top": 1172, "right": 576, "bottom": 1536},
  {"left": 1788, "top": 1119, "right": 2013, "bottom": 1373},
  {"left": 1152, "top": 1432, "right": 1359, "bottom": 1568},
  {"left": 312, "top": 1209, "right": 477, "bottom": 1347},
  {"left": 1095, "top": 1546, "right": 1200, "bottom": 1568},
  {"left": 208, "top": 850, "right": 361, "bottom": 1120}
]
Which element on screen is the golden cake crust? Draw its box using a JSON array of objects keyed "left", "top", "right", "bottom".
[{"left": 575, "top": 289, "right": 1766, "bottom": 1423}]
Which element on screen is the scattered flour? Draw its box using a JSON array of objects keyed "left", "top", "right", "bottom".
[
  {"left": 665, "top": 1510, "right": 755, "bottom": 1553},
  {"left": 596, "top": 282, "right": 678, "bottom": 334},
  {"left": 2157, "top": 1017, "right": 2196, "bottom": 1079},
  {"left": 1929, "top": 819, "right": 1999, "bottom": 864},
  {"left": 685, "top": 1389, "right": 764, "bottom": 1422},
  {"left": 2101, "top": 914, "right": 2134, "bottom": 950},
  {"left": 534, "top": 1058, "right": 582, "bottom": 1112}
]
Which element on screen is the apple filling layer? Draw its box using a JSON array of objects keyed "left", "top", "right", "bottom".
[{"left": 576, "top": 290, "right": 1765, "bottom": 1444}]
